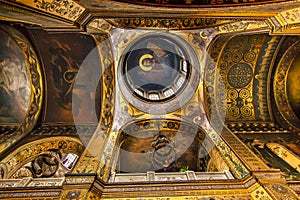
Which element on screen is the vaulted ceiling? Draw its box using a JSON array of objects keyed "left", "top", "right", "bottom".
[{"left": 0, "top": 1, "right": 300, "bottom": 198}]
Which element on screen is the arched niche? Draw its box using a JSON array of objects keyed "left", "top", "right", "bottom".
[
  {"left": 0, "top": 136, "right": 83, "bottom": 179},
  {"left": 112, "top": 119, "right": 229, "bottom": 175}
]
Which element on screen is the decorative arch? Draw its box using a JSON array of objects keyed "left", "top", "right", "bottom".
[
  {"left": 0, "top": 136, "right": 83, "bottom": 178},
  {"left": 274, "top": 40, "right": 300, "bottom": 130},
  {"left": 112, "top": 119, "right": 230, "bottom": 174}
]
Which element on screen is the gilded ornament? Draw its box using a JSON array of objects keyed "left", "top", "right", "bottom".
[
  {"left": 1, "top": 137, "right": 83, "bottom": 178},
  {"left": 274, "top": 40, "right": 300, "bottom": 130},
  {"left": 106, "top": 18, "right": 227, "bottom": 30},
  {"left": 15, "top": 0, "right": 85, "bottom": 21}
]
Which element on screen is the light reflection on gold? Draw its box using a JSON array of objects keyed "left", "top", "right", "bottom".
[
  {"left": 266, "top": 143, "right": 300, "bottom": 173},
  {"left": 287, "top": 51, "right": 300, "bottom": 119}
]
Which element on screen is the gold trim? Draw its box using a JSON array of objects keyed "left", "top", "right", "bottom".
[
  {"left": 14, "top": 0, "right": 85, "bottom": 21},
  {"left": 1, "top": 136, "right": 83, "bottom": 178},
  {"left": 269, "top": 8, "right": 300, "bottom": 34},
  {"left": 274, "top": 40, "right": 300, "bottom": 130},
  {"left": 267, "top": 143, "right": 300, "bottom": 173}
]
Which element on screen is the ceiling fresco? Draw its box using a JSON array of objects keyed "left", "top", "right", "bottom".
[
  {"left": 121, "top": 34, "right": 190, "bottom": 102},
  {"left": 0, "top": 27, "right": 30, "bottom": 124},
  {"left": 117, "top": 130, "right": 209, "bottom": 173},
  {"left": 29, "top": 30, "right": 101, "bottom": 124}
]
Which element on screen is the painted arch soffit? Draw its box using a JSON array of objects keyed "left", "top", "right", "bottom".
[{"left": 274, "top": 39, "right": 300, "bottom": 130}]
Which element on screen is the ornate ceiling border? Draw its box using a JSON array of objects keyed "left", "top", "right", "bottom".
[
  {"left": 273, "top": 40, "right": 300, "bottom": 131},
  {"left": 7, "top": 0, "right": 85, "bottom": 22},
  {"left": 0, "top": 0, "right": 299, "bottom": 33},
  {"left": 268, "top": 8, "right": 300, "bottom": 35},
  {"left": 110, "top": 0, "right": 291, "bottom": 8},
  {"left": 87, "top": 18, "right": 270, "bottom": 33}
]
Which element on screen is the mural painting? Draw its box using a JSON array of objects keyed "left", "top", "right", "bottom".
[
  {"left": 0, "top": 28, "right": 30, "bottom": 124},
  {"left": 30, "top": 30, "right": 101, "bottom": 124}
]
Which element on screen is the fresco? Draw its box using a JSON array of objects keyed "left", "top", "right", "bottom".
[
  {"left": 0, "top": 28, "right": 30, "bottom": 124},
  {"left": 117, "top": 129, "right": 209, "bottom": 173},
  {"left": 30, "top": 30, "right": 101, "bottom": 124}
]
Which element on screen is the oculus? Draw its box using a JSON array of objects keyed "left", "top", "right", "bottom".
[
  {"left": 118, "top": 33, "right": 199, "bottom": 114},
  {"left": 121, "top": 35, "right": 190, "bottom": 102}
]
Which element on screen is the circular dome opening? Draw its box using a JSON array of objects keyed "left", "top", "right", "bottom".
[{"left": 118, "top": 32, "right": 200, "bottom": 114}]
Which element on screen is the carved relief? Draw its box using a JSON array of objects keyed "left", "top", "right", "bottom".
[
  {"left": 10, "top": 150, "right": 79, "bottom": 179},
  {"left": 1, "top": 137, "right": 83, "bottom": 178},
  {"left": 17, "top": 153, "right": 57, "bottom": 178}
]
